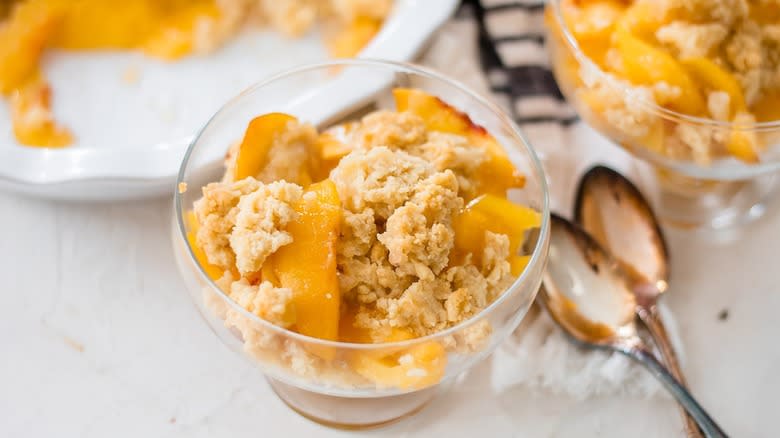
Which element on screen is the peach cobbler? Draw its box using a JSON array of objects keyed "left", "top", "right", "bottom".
[
  {"left": 0, "top": 0, "right": 391, "bottom": 147},
  {"left": 185, "top": 88, "right": 541, "bottom": 389},
  {"left": 547, "top": 0, "right": 780, "bottom": 165}
]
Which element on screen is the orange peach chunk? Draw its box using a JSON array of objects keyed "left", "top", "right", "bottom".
[
  {"left": 185, "top": 211, "right": 226, "bottom": 281},
  {"left": 561, "top": 0, "right": 625, "bottom": 65},
  {"left": 351, "top": 330, "right": 446, "bottom": 389},
  {"left": 509, "top": 255, "right": 531, "bottom": 277},
  {"left": 613, "top": 27, "right": 704, "bottom": 116},
  {"left": 326, "top": 16, "right": 381, "bottom": 58},
  {"left": 681, "top": 57, "right": 746, "bottom": 116},
  {"left": 314, "top": 122, "right": 359, "bottom": 180},
  {"left": 614, "top": 0, "right": 664, "bottom": 42},
  {"left": 728, "top": 126, "right": 760, "bottom": 164},
  {"left": 393, "top": 88, "right": 525, "bottom": 197},
  {"left": 751, "top": 93, "right": 780, "bottom": 123},
  {"left": 143, "top": 1, "right": 222, "bottom": 60},
  {"left": 454, "top": 194, "right": 541, "bottom": 258},
  {"left": 0, "top": 0, "right": 63, "bottom": 95},
  {"left": 9, "top": 80, "right": 73, "bottom": 148},
  {"left": 234, "top": 112, "right": 297, "bottom": 181},
  {"left": 270, "top": 179, "right": 341, "bottom": 341}
]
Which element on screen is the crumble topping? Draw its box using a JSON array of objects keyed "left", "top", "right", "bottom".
[
  {"left": 202, "top": 115, "right": 520, "bottom": 341},
  {"left": 229, "top": 278, "right": 296, "bottom": 327},
  {"left": 553, "top": 0, "right": 780, "bottom": 165},
  {"left": 350, "top": 110, "right": 490, "bottom": 199},
  {"left": 328, "top": 144, "right": 512, "bottom": 339},
  {"left": 187, "top": 95, "right": 539, "bottom": 389},
  {"left": 194, "top": 177, "right": 262, "bottom": 269},
  {"left": 655, "top": 22, "right": 729, "bottom": 59},
  {"left": 230, "top": 181, "right": 302, "bottom": 275}
]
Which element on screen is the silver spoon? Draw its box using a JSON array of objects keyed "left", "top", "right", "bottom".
[
  {"left": 574, "top": 166, "right": 699, "bottom": 436},
  {"left": 540, "top": 214, "right": 728, "bottom": 438}
]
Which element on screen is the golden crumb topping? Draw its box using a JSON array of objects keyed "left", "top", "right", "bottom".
[
  {"left": 187, "top": 89, "right": 540, "bottom": 389},
  {"left": 552, "top": 0, "right": 780, "bottom": 165},
  {"left": 194, "top": 177, "right": 262, "bottom": 269},
  {"left": 230, "top": 181, "right": 302, "bottom": 275}
]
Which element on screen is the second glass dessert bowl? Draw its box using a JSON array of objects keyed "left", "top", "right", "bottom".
[
  {"left": 547, "top": 0, "right": 780, "bottom": 229},
  {"left": 173, "top": 60, "right": 550, "bottom": 428}
]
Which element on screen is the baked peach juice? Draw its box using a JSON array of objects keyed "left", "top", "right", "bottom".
[
  {"left": 547, "top": 0, "right": 780, "bottom": 227},
  {"left": 176, "top": 80, "right": 546, "bottom": 427},
  {"left": 0, "top": 0, "right": 389, "bottom": 147}
]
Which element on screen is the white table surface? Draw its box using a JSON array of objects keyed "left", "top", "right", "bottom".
[{"left": 3, "top": 17, "right": 779, "bottom": 438}]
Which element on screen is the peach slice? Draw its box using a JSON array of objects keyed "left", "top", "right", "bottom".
[
  {"left": 613, "top": 27, "right": 704, "bottom": 116},
  {"left": 10, "top": 80, "right": 73, "bottom": 147},
  {"left": 727, "top": 120, "right": 760, "bottom": 164},
  {"left": 338, "top": 305, "right": 373, "bottom": 344},
  {"left": 751, "top": 93, "right": 780, "bottom": 123},
  {"left": 325, "top": 15, "right": 382, "bottom": 58},
  {"left": 185, "top": 211, "right": 225, "bottom": 281},
  {"left": 393, "top": 88, "right": 525, "bottom": 198},
  {"left": 681, "top": 57, "right": 746, "bottom": 116},
  {"left": 560, "top": 0, "right": 626, "bottom": 66},
  {"left": 727, "top": 133, "right": 759, "bottom": 164},
  {"left": 234, "top": 112, "right": 297, "bottom": 181},
  {"left": 313, "top": 121, "right": 359, "bottom": 180},
  {"left": 509, "top": 255, "right": 531, "bottom": 277},
  {"left": 351, "top": 332, "right": 447, "bottom": 389},
  {"left": 339, "top": 310, "right": 446, "bottom": 389},
  {"left": 0, "top": 0, "right": 63, "bottom": 95},
  {"left": 750, "top": 2, "right": 780, "bottom": 24},
  {"left": 454, "top": 194, "right": 541, "bottom": 259},
  {"left": 270, "top": 179, "right": 341, "bottom": 341},
  {"left": 339, "top": 306, "right": 419, "bottom": 345},
  {"left": 143, "top": 1, "right": 222, "bottom": 60},
  {"left": 614, "top": 0, "right": 664, "bottom": 42}
]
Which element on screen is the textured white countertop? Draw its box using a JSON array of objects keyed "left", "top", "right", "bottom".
[{"left": 2, "top": 17, "right": 779, "bottom": 438}]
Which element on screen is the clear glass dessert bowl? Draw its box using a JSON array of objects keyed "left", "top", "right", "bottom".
[
  {"left": 172, "top": 60, "right": 550, "bottom": 428},
  {"left": 546, "top": 0, "right": 780, "bottom": 229}
]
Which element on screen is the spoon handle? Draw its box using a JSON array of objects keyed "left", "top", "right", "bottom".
[
  {"left": 622, "top": 345, "right": 729, "bottom": 438},
  {"left": 639, "top": 306, "right": 702, "bottom": 438}
]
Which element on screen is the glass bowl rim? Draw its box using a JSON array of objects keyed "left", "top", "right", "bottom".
[
  {"left": 547, "top": 0, "right": 780, "bottom": 132},
  {"left": 174, "top": 58, "right": 551, "bottom": 351}
]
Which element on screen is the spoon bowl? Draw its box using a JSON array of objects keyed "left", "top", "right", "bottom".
[
  {"left": 541, "top": 216, "right": 637, "bottom": 346},
  {"left": 575, "top": 165, "right": 669, "bottom": 302},
  {"left": 541, "top": 214, "right": 728, "bottom": 438}
]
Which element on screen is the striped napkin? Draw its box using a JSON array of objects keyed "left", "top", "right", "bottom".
[{"left": 420, "top": 0, "right": 685, "bottom": 399}]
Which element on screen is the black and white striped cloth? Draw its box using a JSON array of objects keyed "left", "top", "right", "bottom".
[
  {"left": 466, "top": 0, "right": 579, "bottom": 126},
  {"left": 439, "top": 1, "right": 686, "bottom": 400}
]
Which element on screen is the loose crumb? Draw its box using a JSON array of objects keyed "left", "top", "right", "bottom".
[
  {"left": 122, "top": 65, "right": 141, "bottom": 85},
  {"left": 62, "top": 335, "right": 85, "bottom": 353},
  {"left": 178, "top": 182, "right": 188, "bottom": 194}
]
